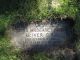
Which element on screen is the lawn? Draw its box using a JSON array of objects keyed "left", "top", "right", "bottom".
[{"left": 0, "top": 0, "right": 80, "bottom": 60}]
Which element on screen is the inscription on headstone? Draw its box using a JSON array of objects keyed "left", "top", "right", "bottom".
[{"left": 10, "top": 19, "right": 74, "bottom": 51}]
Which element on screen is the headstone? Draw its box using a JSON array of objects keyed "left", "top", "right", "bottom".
[{"left": 9, "top": 18, "right": 75, "bottom": 52}]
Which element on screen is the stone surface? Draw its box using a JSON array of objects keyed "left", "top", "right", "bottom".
[{"left": 9, "top": 18, "right": 75, "bottom": 52}]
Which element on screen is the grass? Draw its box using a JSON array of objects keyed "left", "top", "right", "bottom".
[
  {"left": 0, "top": 36, "right": 21, "bottom": 60},
  {"left": 0, "top": 0, "right": 80, "bottom": 60}
]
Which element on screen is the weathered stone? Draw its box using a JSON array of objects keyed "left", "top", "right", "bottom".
[{"left": 9, "top": 17, "right": 75, "bottom": 52}]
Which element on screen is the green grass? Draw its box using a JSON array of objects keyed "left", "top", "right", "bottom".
[
  {"left": 0, "top": 0, "right": 78, "bottom": 20},
  {"left": 0, "top": 36, "right": 21, "bottom": 60},
  {"left": 0, "top": 0, "right": 80, "bottom": 60}
]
